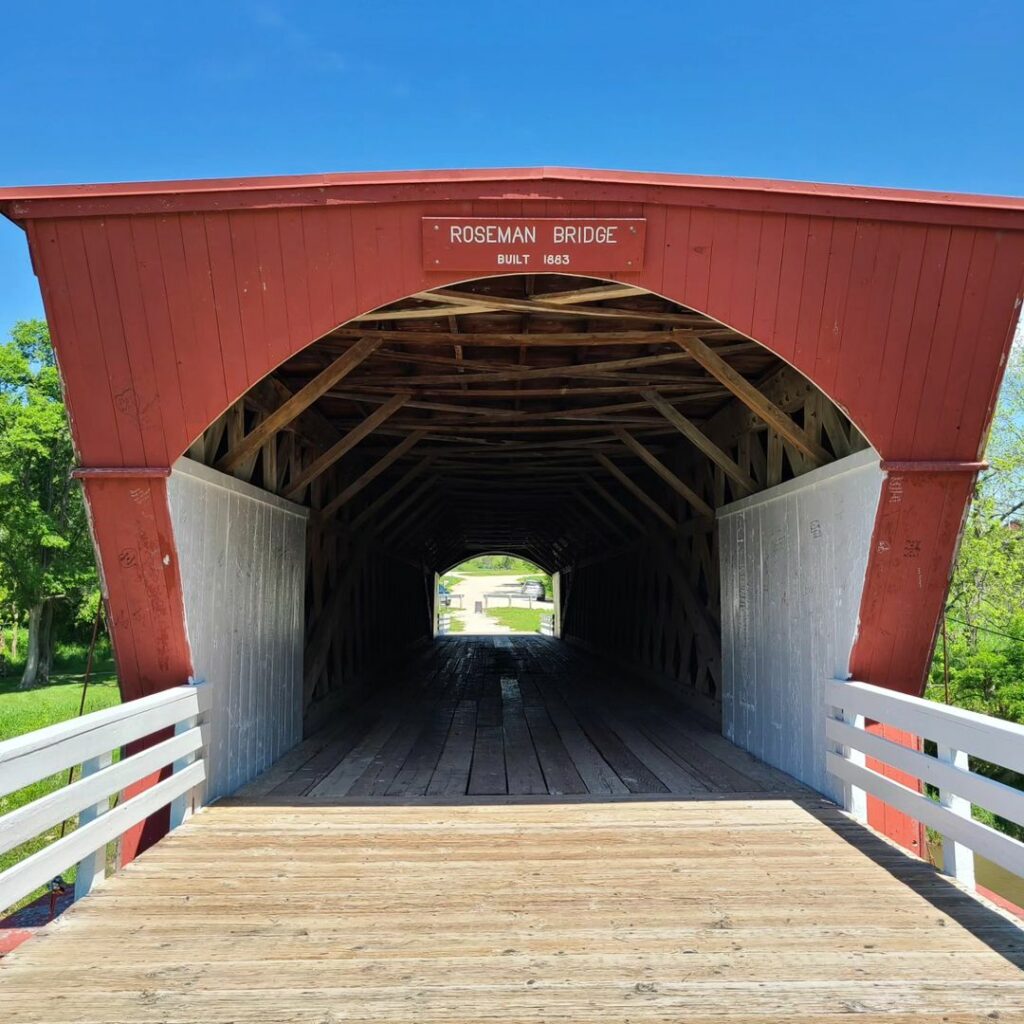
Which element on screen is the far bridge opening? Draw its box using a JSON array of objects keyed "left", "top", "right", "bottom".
[{"left": 438, "top": 555, "right": 558, "bottom": 637}]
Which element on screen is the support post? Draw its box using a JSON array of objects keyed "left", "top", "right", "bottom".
[
  {"left": 837, "top": 707, "right": 868, "bottom": 822},
  {"left": 937, "top": 744, "right": 976, "bottom": 889},
  {"left": 74, "top": 751, "right": 112, "bottom": 901},
  {"left": 168, "top": 684, "right": 207, "bottom": 831}
]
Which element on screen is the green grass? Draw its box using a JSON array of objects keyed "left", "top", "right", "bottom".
[
  {"left": 445, "top": 567, "right": 529, "bottom": 577},
  {"left": 0, "top": 656, "right": 120, "bottom": 917},
  {"left": 439, "top": 606, "right": 466, "bottom": 633},
  {"left": 450, "top": 556, "right": 541, "bottom": 575},
  {"left": 484, "top": 606, "right": 546, "bottom": 633}
]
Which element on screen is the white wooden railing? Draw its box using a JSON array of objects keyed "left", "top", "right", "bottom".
[
  {"left": 437, "top": 612, "right": 452, "bottom": 635},
  {"left": 0, "top": 683, "right": 208, "bottom": 915},
  {"left": 827, "top": 678, "right": 1024, "bottom": 890},
  {"left": 538, "top": 614, "right": 555, "bottom": 637}
]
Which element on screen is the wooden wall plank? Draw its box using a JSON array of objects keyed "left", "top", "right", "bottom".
[
  {"left": 719, "top": 450, "right": 883, "bottom": 798},
  {"left": 166, "top": 458, "right": 307, "bottom": 801}
]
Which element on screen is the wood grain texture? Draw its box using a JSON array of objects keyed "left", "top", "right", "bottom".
[
  {"left": 719, "top": 450, "right": 884, "bottom": 801},
  {"left": 167, "top": 458, "right": 307, "bottom": 801},
  {"left": 2, "top": 796, "right": 1021, "bottom": 1022},
  {"left": 256, "top": 637, "right": 799, "bottom": 801}
]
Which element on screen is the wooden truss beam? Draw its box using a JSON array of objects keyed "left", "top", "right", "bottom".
[
  {"left": 572, "top": 488, "right": 628, "bottom": 540},
  {"left": 350, "top": 456, "right": 436, "bottom": 532},
  {"left": 283, "top": 393, "right": 410, "bottom": 500},
  {"left": 613, "top": 428, "right": 714, "bottom": 520},
  {"left": 582, "top": 479, "right": 720, "bottom": 664},
  {"left": 518, "top": 284, "right": 649, "bottom": 305},
  {"left": 330, "top": 327, "right": 747, "bottom": 349},
  {"left": 320, "top": 430, "right": 426, "bottom": 519},
  {"left": 584, "top": 473, "right": 644, "bottom": 532},
  {"left": 347, "top": 350, "right": 694, "bottom": 390},
  {"left": 374, "top": 476, "right": 440, "bottom": 538},
  {"left": 330, "top": 390, "right": 715, "bottom": 426},
  {"left": 371, "top": 288, "right": 712, "bottom": 329},
  {"left": 337, "top": 382, "right": 722, "bottom": 399},
  {"left": 411, "top": 283, "right": 649, "bottom": 308},
  {"left": 356, "top": 300, "right": 497, "bottom": 321},
  {"left": 591, "top": 454, "right": 675, "bottom": 530},
  {"left": 641, "top": 389, "right": 757, "bottom": 495},
  {"left": 673, "top": 335, "right": 829, "bottom": 465},
  {"left": 216, "top": 336, "right": 383, "bottom": 473}
]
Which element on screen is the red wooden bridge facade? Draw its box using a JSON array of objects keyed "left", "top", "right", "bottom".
[{"left": 1, "top": 168, "right": 1022, "bottom": 856}]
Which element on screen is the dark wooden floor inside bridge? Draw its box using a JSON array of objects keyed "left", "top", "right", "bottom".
[{"left": 245, "top": 636, "right": 797, "bottom": 801}]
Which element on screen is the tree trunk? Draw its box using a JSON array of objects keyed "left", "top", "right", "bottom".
[
  {"left": 10, "top": 608, "right": 19, "bottom": 658},
  {"left": 20, "top": 603, "right": 44, "bottom": 689},
  {"left": 39, "top": 599, "right": 55, "bottom": 684},
  {"left": 20, "top": 600, "right": 54, "bottom": 690}
]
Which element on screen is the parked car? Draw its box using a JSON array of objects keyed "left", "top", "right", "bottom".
[
  {"left": 522, "top": 580, "right": 546, "bottom": 601},
  {"left": 438, "top": 583, "right": 452, "bottom": 607}
]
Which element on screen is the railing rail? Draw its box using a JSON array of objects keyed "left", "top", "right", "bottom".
[
  {"left": 437, "top": 612, "right": 452, "bottom": 635},
  {"left": 0, "top": 683, "right": 208, "bottom": 915},
  {"left": 538, "top": 613, "right": 555, "bottom": 637},
  {"left": 827, "top": 678, "right": 1024, "bottom": 890}
]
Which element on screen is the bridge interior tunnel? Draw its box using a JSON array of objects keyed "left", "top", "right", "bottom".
[{"left": 171, "top": 273, "right": 875, "bottom": 803}]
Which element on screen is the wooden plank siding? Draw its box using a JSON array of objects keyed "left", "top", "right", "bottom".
[
  {"left": 717, "top": 449, "right": 884, "bottom": 803},
  {"left": 166, "top": 458, "right": 307, "bottom": 802}
]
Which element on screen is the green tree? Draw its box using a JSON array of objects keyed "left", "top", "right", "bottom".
[
  {"left": 0, "top": 320, "right": 97, "bottom": 688},
  {"left": 922, "top": 338, "right": 1024, "bottom": 841},
  {"left": 930, "top": 338, "right": 1024, "bottom": 698}
]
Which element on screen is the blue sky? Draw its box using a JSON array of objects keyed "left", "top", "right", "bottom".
[{"left": 1, "top": 1, "right": 1022, "bottom": 329}]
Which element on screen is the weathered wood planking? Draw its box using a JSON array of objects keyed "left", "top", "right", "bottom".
[
  {"left": 718, "top": 449, "right": 883, "bottom": 800},
  {"left": 167, "top": 458, "right": 307, "bottom": 801},
  {"left": 2, "top": 797, "right": 1022, "bottom": 1022},
  {"left": 255, "top": 636, "right": 799, "bottom": 800}
]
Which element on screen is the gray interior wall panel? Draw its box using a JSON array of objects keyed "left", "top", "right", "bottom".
[
  {"left": 718, "top": 448, "right": 883, "bottom": 800},
  {"left": 168, "top": 457, "right": 307, "bottom": 801}
]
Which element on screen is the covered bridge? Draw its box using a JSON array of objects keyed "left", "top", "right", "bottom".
[{"left": 1, "top": 168, "right": 1024, "bottom": 1021}]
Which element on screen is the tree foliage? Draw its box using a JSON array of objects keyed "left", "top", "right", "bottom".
[
  {"left": 0, "top": 320, "right": 98, "bottom": 687},
  {"left": 925, "top": 336, "right": 1024, "bottom": 835},
  {"left": 927, "top": 338, "right": 1024, "bottom": 713}
]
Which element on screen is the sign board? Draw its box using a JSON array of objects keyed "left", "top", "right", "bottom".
[{"left": 422, "top": 217, "right": 646, "bottom": 273}]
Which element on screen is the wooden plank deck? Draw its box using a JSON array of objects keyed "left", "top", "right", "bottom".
[
  {"left": 243, "top": 636, "right": 799, "bottom": 800},
  {"left": 2, "top": 799, "right": 1023, "bottom": 1021}
]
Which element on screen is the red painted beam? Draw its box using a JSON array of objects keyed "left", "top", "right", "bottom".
[{"left": 80, "top": 476, "right": 192, "bottom": 863}]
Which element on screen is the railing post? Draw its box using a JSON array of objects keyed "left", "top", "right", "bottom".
[
  {"left": 169, "top": 681, "right": 207, "bottom": 830},
  {"left": 937, "top": 743, "right": 976, "bottom": 889},
  {"left": 838, "top": 704, "right": 868, "bottom": 822},
  {"left": 74, "top": 751, "right": 112, "bottom": 901}
]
